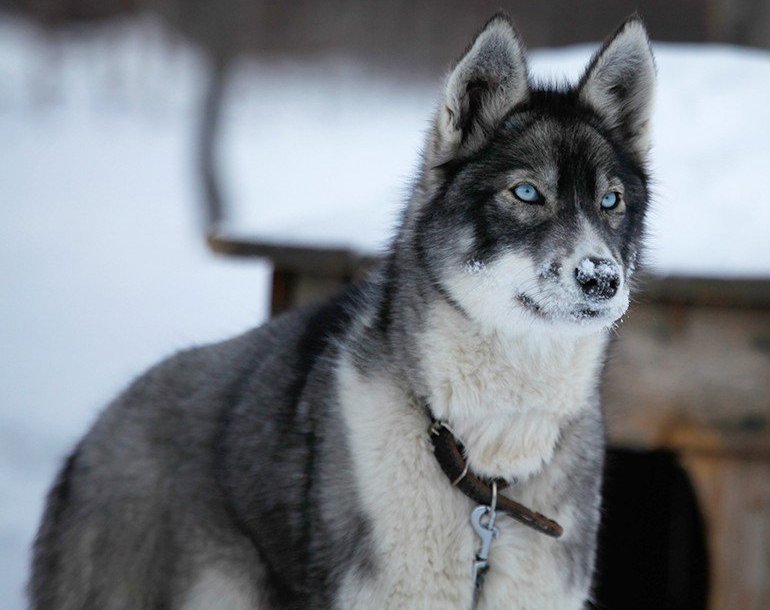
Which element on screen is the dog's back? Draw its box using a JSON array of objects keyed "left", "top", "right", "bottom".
[{"left": 29, "top": 290, "right": 371, "bottom": 609}]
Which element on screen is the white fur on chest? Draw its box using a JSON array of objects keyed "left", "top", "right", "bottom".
[
  {"left": 336, "top": 356, "right": 476, "bottom": 609},
  {"left": 336, "top": 351, "right": 594, "bottom": 610},
  {"left": 417, "top": 301, "right": 607, "bottom": 482}
]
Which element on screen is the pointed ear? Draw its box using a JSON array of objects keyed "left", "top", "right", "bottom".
[
  {"left": 432, "top": 14, "right": 528, "bottom": 163},
  {"left": 578, "top": 16, "right": 656, "bottom": 160}
]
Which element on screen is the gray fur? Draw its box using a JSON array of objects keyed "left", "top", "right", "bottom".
[
  {"left": 29, "top": 14, "right": 655, "bottom": 610},
  {"left": 433, "top": 15, "right": 529, "bottom": 163},
  {"left": 579, "top": 16, "right": 657, "bottom": 159}
]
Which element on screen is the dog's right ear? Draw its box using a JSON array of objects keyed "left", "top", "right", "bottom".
[
  {"left": 578, "top": 17, "right": 656, "bottom": 160},
  {"left": 431, "top": 14, "right": 528, "bottom": 164}
]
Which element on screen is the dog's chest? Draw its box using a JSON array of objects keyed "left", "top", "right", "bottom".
[
  {"left": 416, "top": 309, "right": 605, "bottom": 483},
  {"left": 335, "top": 357, "right": 586, "bottom": 610}
]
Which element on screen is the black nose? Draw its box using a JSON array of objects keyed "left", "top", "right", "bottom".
[{"left": 574, "top": 258, "right": 620, "bottom": 300}]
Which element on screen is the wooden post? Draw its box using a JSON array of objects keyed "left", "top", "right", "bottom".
[
  {"left": 270, "top": 268, "right": 350, "bottom": 316},
  {"left": 681, "top": 448, "right": 770, "bottom": 609}
]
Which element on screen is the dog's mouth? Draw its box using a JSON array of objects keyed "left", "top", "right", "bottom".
[
  {"left": 516, "top": 293, "right": 604, "bottom": 323},
  {"left": 516, "top": 293, "right": 545, "bottom": 317}
]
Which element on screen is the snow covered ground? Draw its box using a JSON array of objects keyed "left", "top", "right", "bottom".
[{"left": 1, "top": 13, "right": 769, "bottom": 608}]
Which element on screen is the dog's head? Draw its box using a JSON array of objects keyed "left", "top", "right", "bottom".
[{"left": 409, "top": 15, "right": 655, "bottom": 336}]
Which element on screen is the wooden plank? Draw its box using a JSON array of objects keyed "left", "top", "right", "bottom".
[
  {"left": 207, "top": 234, "right": 376, "bottom": 277},
  {"left": 270, "top": 268, "right": 349, "bottom": 316},
  {"left": 603, "top": 303, "right": 770, "bottom": 452},
  {"left": 635, "top": 274, "right": 770, "bottom": 309},
  {"left": 681, "top": 453, "right": 770, "bottom": 610}
]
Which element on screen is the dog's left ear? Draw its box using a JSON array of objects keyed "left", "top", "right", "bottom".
[
  {"left": 579, "top": 16, "right": 656, "bottom": 160},
  {"left": 432, "top": 14, "right": 528, "bottom": 163}
]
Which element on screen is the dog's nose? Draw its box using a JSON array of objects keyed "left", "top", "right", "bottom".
[{"left": 574, "top": 258, "right": 620, "bottom": 300}]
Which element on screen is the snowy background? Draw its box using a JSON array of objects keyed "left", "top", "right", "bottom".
[{"left": 1, "top": 14, "right": 769, "bottom": 608}]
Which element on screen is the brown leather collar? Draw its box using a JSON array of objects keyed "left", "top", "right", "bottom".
[{"left": 429, "top": 419, "right": 563, "bottom": 538}]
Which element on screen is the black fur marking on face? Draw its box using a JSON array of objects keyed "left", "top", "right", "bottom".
[
  {"left": 438, "top": 86, "right": 651, "bottom": 272},
  {"left": 516, "top": 293, "right": 544, "bottom": 316}
]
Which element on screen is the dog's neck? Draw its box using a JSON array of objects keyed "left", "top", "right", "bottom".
[{"left": 413, "top": 299, "right": 608, "bottom": 483}]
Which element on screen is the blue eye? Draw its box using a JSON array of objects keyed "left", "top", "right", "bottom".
[
  {"left": 512, "top": 183, "right": 541, "bottom": 203},
  {"left": 601, "top": 191, "right": 621, "bottom": 210}
]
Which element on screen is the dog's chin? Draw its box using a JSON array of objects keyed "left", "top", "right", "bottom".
[{"left": 513, "top": 292, "right": 629, "bottom": 335}]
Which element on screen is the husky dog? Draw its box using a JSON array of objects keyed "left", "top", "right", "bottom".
[{"left": 30, "top": 14, "right": 655, "bottom": 610}]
